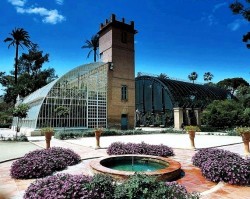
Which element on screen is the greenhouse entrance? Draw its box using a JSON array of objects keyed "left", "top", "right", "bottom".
[{"left": 121, "top": 114, "right": 128, "bottom": 130}]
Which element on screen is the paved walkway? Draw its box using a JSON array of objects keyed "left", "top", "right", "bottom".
[{"left": 0, "top": 129, "right": 249, "bottom": 199}]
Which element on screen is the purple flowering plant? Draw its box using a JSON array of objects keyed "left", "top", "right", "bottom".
[
  {"left": 107, "top": 142, "right": 174, "bottom": 157},
  {"left": 10, "top": 147, "right": 81, "bottom": 179},
  {"left": 192, "top": 148, "right": 250, "bottom": 185}
]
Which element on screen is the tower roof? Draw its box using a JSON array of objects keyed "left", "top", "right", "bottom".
[{"left": 98, "top": 14, "right": 137, "bottom": 35}]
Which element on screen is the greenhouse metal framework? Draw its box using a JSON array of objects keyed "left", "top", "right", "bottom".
[
  {"left": 13, "top": 62, "right": 108, "bottom": 133},
  {"left": 135, "top": 75, "right": 229, "bottom": 127}
]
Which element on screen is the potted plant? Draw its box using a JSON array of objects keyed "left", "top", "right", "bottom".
[
  {"left": 41, "top": 127, "right": 54, "bottom": 149},
  {"left": 184, "top": 125, "right": 201, "bottom": 149},
  {"left": 235, "top": 127, "right": 250, "bottom": 156},
  {"left": 94, "top": 127, "right": 103, "bottom": 149}
]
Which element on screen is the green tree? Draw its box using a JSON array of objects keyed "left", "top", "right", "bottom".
[
  {"left": 217, "top": 77, "right": 249, "bottom": 95},
  {"left": 203, "top": 72, "right": 213, "bottom": 82},
  {"left": 55, "top": 106, "right": 69, "bottom": 133},
  {"left": 0, "top": 101, "right": 13, "bottom": 126},
  {"left": 235, "top": 85, "right": 250, "bottom": 108},
  {"left": 12, "top": 103, "right": 29, "bottom": 139},
  {"left": 158, "top": 73, "right": 169, "bottom": 79},
  {"left": 4, "top": 28, "right": 34, "bottom": 84},
  {"left": 81, "top": 34, "right": 99, "bottom": 62},
  {"left": 202, "top": 100, "right": 244, "bottom": 128},
  {"left": 230, "top": 1, "right": 250, "bottom": 48},
  {"left": 188, "top": 72, "right": 198, "bottom": 83},
  {"left": 0, "top": 46, "right": 57, "bottom": 103}
]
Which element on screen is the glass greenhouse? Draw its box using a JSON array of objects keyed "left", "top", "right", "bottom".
[
  {"left": 13, "top": 62, "right": 108, "bottom": 133},
  {"left": 135, "top": 75, "right": 229, "bottom": 127}
]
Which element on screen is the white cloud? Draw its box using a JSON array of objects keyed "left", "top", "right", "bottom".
[
  {"left": 213, "top": 2, "right": 227, "bottom": 12},
  {"left": 8, "top": 0, "right": 66, "bottom": 25},
  {"left": 201, "top": 2, "right": 227, "bottom": 27},
  {"left": 208, "top": 14, "right": 217, "bottom": 26},
  {"left": 55, "top": 0, "right": 64, "bottom": 5},
  {"left": 8, "top": 0, "right": 26, "bottom": 7},
  {"left": 43, "top": 10, "right": 65, "bottom": 24},
  {"left": 16, "top": 7, "right": 65, "bottom": 24},
  {"left": 228, "top": 19, "right": 247, "bottom": 31}
]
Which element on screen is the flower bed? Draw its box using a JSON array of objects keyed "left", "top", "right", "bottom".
[
  {"left": 24, "top": 173, "right": 200, "bottom": 199},
  {"left": 10, "top": 147, "right": 81, "bottom": 179},
  {"left": 107, "top": 142, "right": 174, "bottom": 157},
  {"left": 192, "top": 148, "right": 250, "bottom": 185}
]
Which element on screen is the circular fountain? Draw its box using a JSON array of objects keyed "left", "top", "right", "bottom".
[{"left": 90, "top": 155, "right": 181, "bottom": 181}]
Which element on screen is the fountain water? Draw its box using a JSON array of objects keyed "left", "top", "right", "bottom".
[{"left": 90, "top": 155, "right": 181, "bottom": 181}]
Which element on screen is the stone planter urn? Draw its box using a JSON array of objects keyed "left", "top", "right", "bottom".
[
  {"left": 94, "top": 128, "right": 103, "bottom": 149},
  {"left": 235, "top": 127, "right": 250, "bottom": 156},
  {"left": 188, "top": 130, "right": 196, "bottom": 149},
  {"left": 184, "top": 125, "right": 201, "bottom": 149},
  {"left": 242, "top": 133, "right": 250, "bottom": 156},
  {"left": 41, "top": 127, "right": 54, "bottom": 149}
]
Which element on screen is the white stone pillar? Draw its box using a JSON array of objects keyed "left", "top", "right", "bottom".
[
  {"left": 173, "top": 108, "right": 183, "bottom": 130},
  {"left": 193, "top": 108, "right": 201, "bottom": 126}
]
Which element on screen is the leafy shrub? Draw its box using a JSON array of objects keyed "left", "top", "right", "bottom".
[
  {"left": 10, "top": 147, "right": 81, "bottom": 179},
  {"left": 114, "top": 173, "right": 199, "bottom": 199},
  {"left": 87, "top": 174, "right": 115, "bottom": 199},
  {"left": 15, "top": 134, "right": 28, "bottom": 141},
  {"left": 24, "top": 173, "right": 92, "bottom": 199},
  {"left": 107, "top": 142, "right": 174, "bottom": 157},
  {"left": 24, "top": 173, "right": 200, "bottom": 199},
  {"left": 201, "top": 100, "right": 245, "bottom": 128},
  {"left": 54, "top": 128, "right": 185, "bottom": 140},
  {"left": 0, "top": 123, "right": 11, "bottom": 128},
  {"left": 192, "top": 148, "right": 250, "bottom": 185},
  {"left": 0, "top": 134, "right": 28, "bottom": 142}
]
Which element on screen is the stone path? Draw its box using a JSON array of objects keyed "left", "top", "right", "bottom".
[{"left": 0, "top": 132, "right": 249, "bottom": 199}]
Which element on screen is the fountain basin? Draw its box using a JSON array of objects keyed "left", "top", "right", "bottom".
[{"left": 90, "top": 155, "right": 181, "bottom": 181}]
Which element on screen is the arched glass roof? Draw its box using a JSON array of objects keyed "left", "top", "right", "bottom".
[
  {"left": 15, "top": 62, "right": 107, "bottom": 131},
  {"left": 136, "top": 75, "right": 229, "bottom": 111}
]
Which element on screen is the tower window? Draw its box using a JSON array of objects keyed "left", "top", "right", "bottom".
[
  {"left": 121, "top": 85, "right": 128, "bottom": 100},
  {"left": 121, "top": 32, "right": 127, "bottom": 43}
]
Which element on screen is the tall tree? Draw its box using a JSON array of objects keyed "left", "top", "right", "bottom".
[
  {"left": 230, "top": 1, "right": 250, "bottom": 48},
  {"left": 217, "top": 77, "right": 249, "bottom": 94},
  {"left": 203, "top": 72, "right": 214, "bottom": 82},
  {"left": 4, "top": 28, "right": 34, "bottom": 84},
  {"left": 158, "top": 73, "right": 169, "bottom": 79},
  {"left": 188, "top": 72, "right": 198, "bottom": 83},
  {"left": 0, "top": 46, "right": 57, "bottom": 103},
  {"left": 81, "top": 34, "right": 99, "bottom": 62}
]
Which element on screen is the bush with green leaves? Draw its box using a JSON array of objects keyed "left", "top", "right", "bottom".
[
  {"left": 202, "top": 100, "right": 245, "bottom": 128},
  {"left": 24, "top": 173, "right": 200, "bottom": 199},
  {"left": 0, "top": 134, "right": 28, "bottom": 142},
  {"left": 54, "top": 128, "right": 184, "bottom": 140},
  {"left": 87, "top": 174, "right": 115, "bottom": 199},
  {"left": 114, "top": 173, "right": 199, "bottom": 199}
]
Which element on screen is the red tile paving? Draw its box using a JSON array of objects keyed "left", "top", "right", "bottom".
[{"left": 0, "top": 139, "right": 249, "bottom": 199}]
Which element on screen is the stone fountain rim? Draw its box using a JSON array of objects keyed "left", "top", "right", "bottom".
[{"left": 90, "top": 154, "right": 181, "bottom": 180}]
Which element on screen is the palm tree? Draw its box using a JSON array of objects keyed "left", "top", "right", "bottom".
[
  {"left": 188, "top": 72, "right": 198, "bottom": 84},
  {"left": 158, "top": 73, "right": 169, "bottom": 79},
  {"left": 203, "top": 72, "right": 214, "bottom": 82},
  {"left": 81, "top": 34, "right": 99, "bottom": 62},
  {"left": 4, "top": 28, "right": 33, "bottom": 85}
]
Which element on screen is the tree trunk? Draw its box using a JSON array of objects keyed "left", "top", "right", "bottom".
[
  {"left": 94, "top": 49, "right": 96, "bottom": 62},
  {"left": 15, "top": 44, "right": 19, "bottom": 85},
  {"left": 16, "top": 117, "right": 19, "bottom": 140}
]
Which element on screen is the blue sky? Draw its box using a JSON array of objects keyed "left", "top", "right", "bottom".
[{"left": 0, "top": 0, "right": 249, "bottom": 95}]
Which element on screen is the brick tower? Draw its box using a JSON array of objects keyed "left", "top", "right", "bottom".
[{"left": 98, "top": 14, "right": 137, "bottom": 129}]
